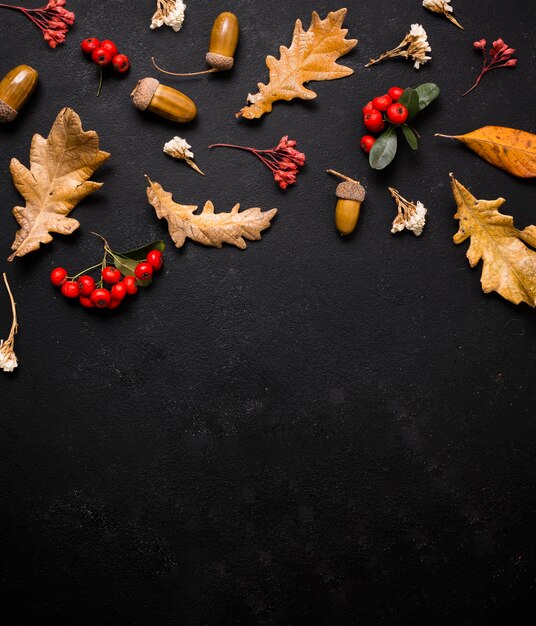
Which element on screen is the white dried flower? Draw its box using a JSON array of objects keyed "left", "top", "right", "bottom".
[
  {"left": 389, "top": 188, "right": 427, "bottom": 236},
  {"left": 0, "top": 342, "right": 18, "bottom": 372},
  {"left": 151, "top": 0, "right": 186, "bottom": 32},
  {"left": 163, "top": 136, "right": 204, "bottom": 175},
  {"left": 423, "top": 0, "right": 463, "bottom": 29},
  {"left": 0, "top": 273, "right": 18, "bottom": 374},
  {"left": 366, "top": 23, "right": 432, "bottom": 70}
]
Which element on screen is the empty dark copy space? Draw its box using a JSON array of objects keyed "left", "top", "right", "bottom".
[{"left": 1, "top": 0, "right": 536, "bottom": 623}]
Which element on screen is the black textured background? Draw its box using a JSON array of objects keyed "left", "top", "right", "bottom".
[{"left": 2, "top": 1, "right": 536, "bottom": 623}]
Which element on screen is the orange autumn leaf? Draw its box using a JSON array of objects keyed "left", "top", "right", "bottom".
[
  {"left": 450, "top": 174, "right": 536, "bottom": 307},
  {"left": 8, "top": 108, "right": 110, "bottom": 261},
  {"left": 146, "top": 177, "right": 277, "bottom": 250},
  {"left": 437, "top": 126, "right": 536, "bottom": 178},
  {"left": 237, "top": 8, "right": 357, "bottom": 120}
]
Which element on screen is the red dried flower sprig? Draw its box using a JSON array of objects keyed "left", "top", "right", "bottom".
[
  {"left": 209, "top": 136, "right": 306, "bottom": 190},
  {"left": 463, "top": 38, "right": 517, "bottom": 96},
  {"left": 0, "top": 0, "right": 74, "bottom": 48}
]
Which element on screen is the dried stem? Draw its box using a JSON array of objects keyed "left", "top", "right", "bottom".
[
  {"left": 2, "top": 273, "right": 17, "bottom": 344},
  {"left": 151, "top": 57, "right": 217, "bottom": 77},
  {"left": 444, "top": 11, "right": 464, "bottom": 30},
  {"left": 327, "top": 169, "right": 359, "bottom": 184}
]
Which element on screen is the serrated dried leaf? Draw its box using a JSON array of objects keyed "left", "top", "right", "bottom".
[
  {"left": 450, "top": 174, "right": 536, "bottom": 307},
  {"left": 437, "top": 127, "right": 536, "bottom": 178},
  {"left": 146, "top": 177, "right": 277, "bottom": 249},
  {"left": 237, "top": 8, "right": 357, "bottom": 120},
  {"left": 8, "top": 108, "right": 110, "bottom": 261}
]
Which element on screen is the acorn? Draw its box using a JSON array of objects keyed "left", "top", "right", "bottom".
[
  {"left": 152, "top": 12, "right": 240, "bottom": 77},
  {"left": 0, "top": 65, "right": 38, "bottom": 123},
  {"left": 327, "top": 170, "right": 366, "bottom": 236},
  {"left": 131, "top": 78, "right": 197, "bottom": 123}
]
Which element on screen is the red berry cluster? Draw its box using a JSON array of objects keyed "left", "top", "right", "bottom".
[
  {"left": 360, "top": 86, "right": 407, "bottom": 154},
  {"left": 50, "top": 249, "right": 163, "bottom": 310},
  {"left": 81, "top": 37, "right": 129, "bottom": 95}
]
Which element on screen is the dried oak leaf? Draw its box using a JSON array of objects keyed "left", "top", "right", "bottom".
[
  {"left": 437, "top": 127, "right": 536, "bottom": 178},
  {"left": 8, "top": 107, "right": 110, "bottom": 261},
  {"left": 146, "top": 177, "right": 277, "bottom": 249},
  {"left": 237, "top": 8, "right": 357, "bottom": 120},
  {"left": 451, "top": 174, "right": 536, "bottom": 307}
]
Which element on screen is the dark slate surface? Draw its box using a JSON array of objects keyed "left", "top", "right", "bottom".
[{"left": 1, "top": 0, "right": 536, "bottom": 623}]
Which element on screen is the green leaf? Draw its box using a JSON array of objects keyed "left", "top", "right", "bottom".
[
  {"left": 402, "top": 125, "right": 419, "bottom": 151},
  {"left": 117, "top": 240, "right": 165, "bottom": 261},
  {"left": 369, "top": 127, "right": 398, "bottom": 170},
  {"left": 398, "top": 88, "right": 420, "bottom": 119},
  {"left": 415, "top": 83, "right": 440, "bottom": 111},
  {"left": 108, "top": 251, "right": 155, "bottom": 288}
]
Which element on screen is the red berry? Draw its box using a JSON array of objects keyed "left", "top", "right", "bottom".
[
  {"left": 91, "top": 47, "right": 113, "bottom": 66},
  {"left": 123, "top": 275, "right": 138, "bottom": 295},
  {"left": 147, "top": 249, "right": 163, "bottom": 270},
  {"left": 79, "top": 295, "right": 95, "bottom": 309},
  {"left": 111, "top": 282, "right": 127, "bottom": 301},
  {"left": 100, "top": 40, "right": 119, "bottom": 58},
  {"left": 135, "top": 262, "right": 153, "bottom": 281},
  {"left": 78, "top": 275, "right": 95, "bottom": 296},
  {"left": 360, "top": 135, "right": 376, "bottom": 154},
  {"left": 362, "top": 101, "right": 375, "bottom": 114},
  {"left": 107, "top": 299, "right": 122, "bottom": 310},
  {"left": 91, "top": 288, "right": 112, "bottom": 308},
  {"left": 372, "top": 95, "right": 392, "bottom": 112},
  {"left": 81, "top": 37, "right": 100, "bottom": 55},
  {"left": 387, "top": 103, "right": 409, "bottom": 125},
  {"left": 50, "top": 267, "right": 67, "bottom": 287},
  {"left": 388, "top": 86, "right": 404, "bottom": 102},
  {"left": 363, "top": 109, "right": 384, "bottom": 131},
  {"left": 102, "top": 266, "right": 121, "bottom": 284},
  {"left": 61, "top": 281, "right": 79, "bottom": 299},
  {"left": 112, "top": 54, "right": 130, "bottom": 74}
]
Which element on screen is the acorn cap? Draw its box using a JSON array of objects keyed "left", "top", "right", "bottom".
[
  {"left": 0, "top": 98, "right": 17, "bottom": 123},
  {"left": 336, "top": 181, "right": 366, "bottom": 202},
  {"left": 206, "top": 52, "right": 234, "bottom": 71},
  {"left": 131, "top": 77, "right": 160, "bottom": 110}
]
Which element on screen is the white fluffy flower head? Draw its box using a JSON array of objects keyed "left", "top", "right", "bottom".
[
  {"left": 164, "top": 136, "right": 194, "bottom": 160},
  {"left": 163, "top": 136, "right": 204, "bottom": 175},
  {"left": 423, "top": 0, "right": 453, "bottom": 14},
  {"left": 151, "top": 0, "right": 186, "bottom": 32},
  {"left": 366, "top": 23, "right": 432, "bottom": 69},
  {"left": 389, "top": 189, "right": 428, "bottom": 237}
]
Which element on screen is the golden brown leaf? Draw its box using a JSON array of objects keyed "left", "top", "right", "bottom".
[
  {"left": 146, "top": 177, "right": 277, "bottom": 249},
  {"left": 437, "top": 127, "right": 536, "bottom": 178},
  {"left": 451, "top": 174, "right": 536, "bottom": 307},
  {"left": 237, "top": 8, "right": 357, "bottom": 120},
  {"left": 8, "top": 108, "right": 110, "bottom": 261}
]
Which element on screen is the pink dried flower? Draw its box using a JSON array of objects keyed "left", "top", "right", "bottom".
[
  {"left": 464, "top": 36, "right": 517, "bottom": 96},
  {"left": 0, "top": 0, "right": 75, "bottom": 48},
  {"left": 209, "top": 136, "right": 306, "bottom": 190}
]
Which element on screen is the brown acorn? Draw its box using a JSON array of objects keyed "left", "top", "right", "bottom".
[
  {"left": 327, "top": 170, "right": 366, "bottom": 236},
  {"left": 131, "top": 78, "right": 197, "bottom": 123},
  {"left": 0, "top": 65, "right": 38, "bottom": 123},
  {"left": 152, "top": 12, "right": 240, "bottom": 77}
]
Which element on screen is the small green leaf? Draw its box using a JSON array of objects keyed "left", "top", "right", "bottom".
[
  {"left": 415, "top": 83, "right": 440, "bottom": 111},
  {"left": 369, "top": 127, "right": 398, "bottom": 170},
  {"left": 398, "top": 88, "right": 420, "bottom": 119},
  {"left": 402, "top": 125, "right": 419, "bottom": 151},
  {"left": 109, "top": 252, "right": 152, "bottom": 287},
  {"left": 117, "top": 240, "right": 165, "bottom": 261}
]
